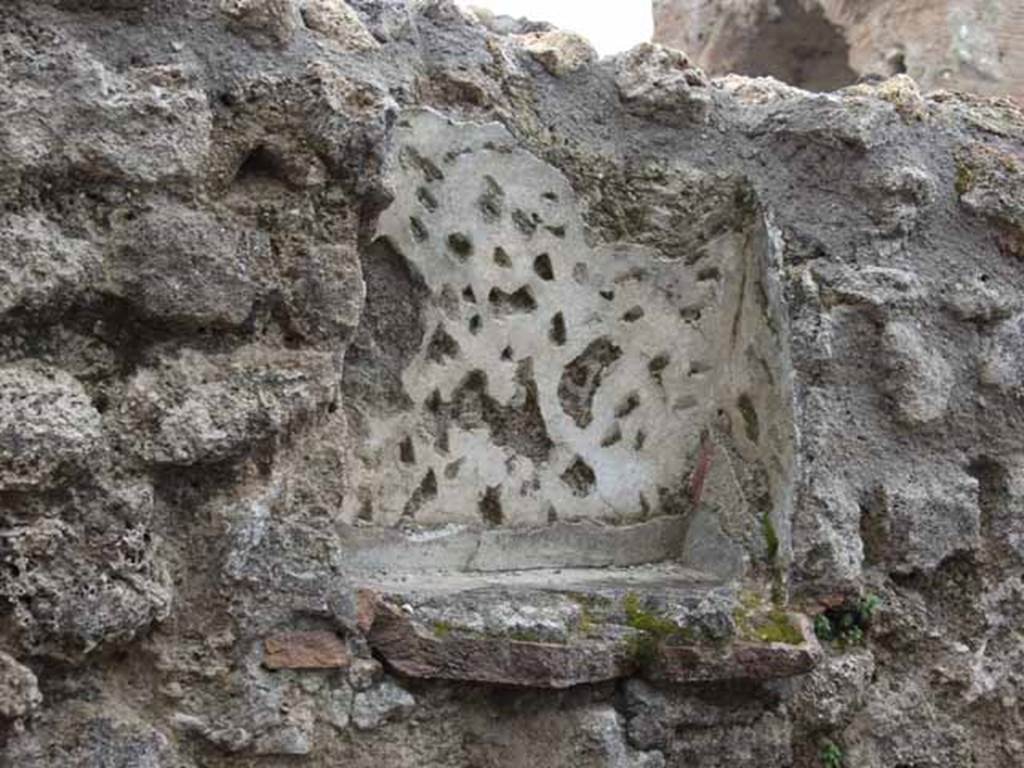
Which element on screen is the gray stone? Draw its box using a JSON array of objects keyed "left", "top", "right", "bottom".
[
  {"left": 613, "top": 43, "right": 712, "bottom": 125},
  {"left": 0, "top": 652, "right": 41, "bottom": 721},
  {"left": 881, "top": 320, "right": 955, "bottom": 425},
  {"left": 0, "top": 364, "right": 103, "bottom": 491},
  {"left": 348, "top": 657, "right": 384, "bottom": 690},
  {"left": 869, "top": 468, "right": 981, "bottom": 574},
  {"left": 111, "top": 205, "right": 266, "bottom": 330},
  {"left": 351, "top": 678, "right": 416, "bottom": 730},
  {"left": 0, "top": 213, "right": 101, "bottom": 320},
  {"left": 789, "top": 650, "right": 876, "bottom": 730}
]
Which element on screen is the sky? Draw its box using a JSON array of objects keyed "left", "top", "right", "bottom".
[{"left": 453, "top": 0, "right": 653, "bottom": 56}]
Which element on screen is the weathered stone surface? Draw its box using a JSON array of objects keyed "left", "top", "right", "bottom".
[
  {"left": 364, "top": 576, "right": 818, "bottom": 688},
  {"left": 0, "top": 213, "right": 101, "bottom": 320},
  {"left": 613, "top": 43, "right": 712, "bottom": 125},
  {"left": 880, "top": 320, "right": 954, "bottom": 425},
  {"left": 351, "top": 678, "right": 416, "bottom": 730},
  {"left": 263, "top": 630, "right": 350, "bottom": 669},
  {"left": 0, "top": 652, "right": 41, "bottom": 721},
  {"left": 119, "top": 347, "right": 337, "bottom": 466},
  {"left": 0, "top": 364, "right": 103, "bottom": 491},
  {"left": 301, "top": 0, "right": 379, "bottom": 50},
  {"left": 653, "top": 0, "right": 1024, "bottom": 101},
  {"left": 2, "top": 1, "right": 1024, "bottom": 765},
  {"left": 519, "top": 29, "right": 596, "bottom": 77},
  {"left": 864, "top": 468, "right": 981, "bottom": 574}
]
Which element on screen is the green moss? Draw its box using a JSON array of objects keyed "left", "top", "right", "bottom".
[
  {"left": 621, "top": 592, "right": 696, "bottom": 664},
  {"left": 735, "top": 592, "right": 803, "bottom": 645},
  {"left": 432, "top": 621, "right": 452, "bottom": 638},
  {"left": 752, "top": 609, "right": 804, "bottom": 645},
  {"left": 623, "top": 593, "right": 682, "bottom": 637}
]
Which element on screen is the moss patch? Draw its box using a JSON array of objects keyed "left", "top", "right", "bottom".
[
  {"left": 734, "top": 591, "right": 803, "bottom": 645},
  {"left": 751, "top": 609, "right": 804, "bottom": 645}
]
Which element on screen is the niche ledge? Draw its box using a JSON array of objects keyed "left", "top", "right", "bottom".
[{"left": 358, "top": 566, "right": 820, "bottom": 689}]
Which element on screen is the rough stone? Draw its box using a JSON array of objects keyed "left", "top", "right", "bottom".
[
  {"left": 0, "top": 364, "right": 103, "bottom": 491},
  {"left": 519, "top": 30, "right": 596, "bottom": 77},
  {"left": 0, "top": 213, "right": 101, "bottom": 320},
  {"left": 880, "top": 320, "right": 955, "bottom": 425},
  {"left": 301, "top": 0, "right": 379, "bottom": 50},
  {"left": 0, "top": 652, "right": 42, "bottom": 721},
  {"left": 351, "top": 678, "right": 416, "bottom": 730}
]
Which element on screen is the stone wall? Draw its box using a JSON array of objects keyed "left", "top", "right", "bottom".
[
  {"left": 653, "top": 0, "right": 1024, "bottom": 100},
  {"left": 2, "top": 2, "right": 1024, "bottom": 767}
]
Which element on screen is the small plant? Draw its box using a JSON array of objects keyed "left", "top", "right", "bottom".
[
  {"left": 813, "top": 594, "right": 882, "bottom": 648},
  {"left": 432, "top": 620, "right": 452, "bottom": 638},
  {"left": 820, "top": 739, "right": 844, "bottom": 768}
]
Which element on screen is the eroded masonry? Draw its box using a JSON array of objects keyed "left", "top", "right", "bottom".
[{"left": 3, "top": 1, "right": 1024, "bottom": 767}]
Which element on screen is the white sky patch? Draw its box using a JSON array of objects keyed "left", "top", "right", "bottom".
[{"left": 455, "top": 0, "right": 653, "bottom": 56}]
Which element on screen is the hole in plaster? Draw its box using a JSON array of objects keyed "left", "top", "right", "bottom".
[
  {"left": 737, "top": 393, "right": 760, "bottom": 443},
  {"left": 493, "top": 246, "right": 513, "bottom": 268},
  {"left": 479, "top": 175, "right": 505, "bottom": 222},
  {"left": 648, "top": 353, "right": 670, "bottom": 385},
  {"left": 533, "top": 253, "right": 555, "bottom": 281},
  {"left": 410, "top": 216, "right": 429, "bottom": 242},
  {"left": 512, "top": 208, "right": 539, "bottom": 236},
  {"left": 469, "top": 314, "right": 482, "bottom": 335},
  {"left": 426, "top": 324, "right": 460, "bottom": 363},
  {"left": 399, "top": 145, "right": 444, "bottom": 182},
  {"left": 561, "top": 456, "right": 596, "bottom": 497},
  {"left": 479, "top": 484, "right": 504, "bottom": 526},
  {"left": 558, "top": 337, "right": 622, "bottom": 429},
  {"left": 680, "top": 305, "right": 702, "bottom": 323},
  {"left": 488, "top": 286, "right": 538, "bottom": 316},
  {"left": 417, "top": 186, "right": 439, "bottom": 211},
  {"left": 622, "top": 306, "right": 645, "bottom": 322},
  {"left": 697, "top": 267, "right": 721, "bottom": 282},
  {"left": 403, "top": 469, "right": 437, "bottom": 518},
  {"left": 399, "top": 436, "right": 416, "bottom": 465},
  {"left": 549, "top": 312, "right": 567, "bottom": 346},
  {"left": 447, "top": 233, "right": 473, "bottom": 260}
]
